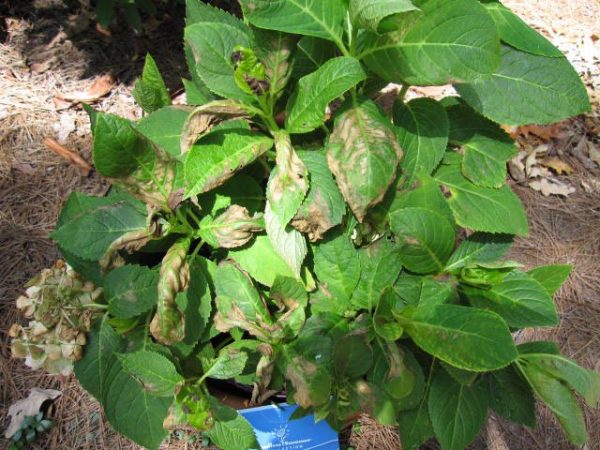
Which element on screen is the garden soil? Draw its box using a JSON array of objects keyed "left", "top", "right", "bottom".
[{"left": 1, "top": 1, "right": 598, "bottom": 449}]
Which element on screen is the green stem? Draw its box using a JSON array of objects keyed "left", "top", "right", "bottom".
[
  {"left": 84, "top": 303, "right": 108, "bottom": 310},
  {"left": 398, "top": 84, "right": 411, "bottom": 102},
  {"left": 258, "top": 155, "right": 272, "bottom": 174},
  {"left": 187, "top": 207, "right": 203, "bottom": 229},
  {"left": 189, "top": 239, "right": 205, "bottom": 262}
]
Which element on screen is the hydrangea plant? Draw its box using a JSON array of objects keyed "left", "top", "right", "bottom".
[{"left": 15, "top": 0, "right": 600, "bottom": 449}]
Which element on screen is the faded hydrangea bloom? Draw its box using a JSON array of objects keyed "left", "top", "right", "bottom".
[{"left": 10, "top": 260, "right": 103, "bottom": 375}]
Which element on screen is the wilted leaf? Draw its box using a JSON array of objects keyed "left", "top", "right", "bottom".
[
  {"left": 327, "top": 97, "right": 402, "bottom": 222},
  {"left": 540, "top": 157, "right": 574, "bottom": 175},
  {"left": 150, "top": 238, "right": 191, "bottom": 345},
  {"left": 267, "top": 131, "right": 309, "bottom": 226},
  {"left": 180, "top": 100, "right": 251, "bottom": 154},
  {"left": 58, "top": 74, "right": 114, "bottom": 103},
  {"left": 199, "top": 205, "right": 263, "bottom": 249},
  {"left": 291, "top": 150, "right": 345, "bottom": 241},
  {"left": 5, "top": 388, "right": 61, "bottom": 438},
  {"left": 529, "top": 178, "right": 575, "bottom": 197}
]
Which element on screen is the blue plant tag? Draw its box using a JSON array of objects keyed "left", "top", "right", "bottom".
[{"left": 240, "top": 403, "right": 339, "bottom": 450}]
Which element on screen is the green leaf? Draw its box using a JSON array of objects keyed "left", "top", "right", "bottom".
[
  {"left": 441, "top": 363, "right": 478, "bottom": 386},
  {"left": 135, "top": 106, "right": 191, "bottom": 158},
  {"left": 518, "top": 341, "right": 560, "bottom": 356},
  {"left": 198, "top": 174, "right": 263, "bottom": 216},
  {"left": 313, "top": 233, "right": 361, "bottom": 306},
  {"left": 527, "top": 264, "right": 572, "bottom": 296},
  {"left": 51, "top": 195, "right": 146, "bottom": 261},
  {"left": 394, "top": 98, "right": 449, "bottom": 184},
  {"left": 105, "top": 265, "right": 159, "bottom": 319},
  {"left": 118, "top": 351, "right": 183, "bottom": 397},
  {"left": 206, "top": 400, "right": 259, "bottom": 450},
  {"left": 373, "top": 288, "right": 404, "bottom": 341},
  {"left": 186, "top": 0, "right": 246, "bottom": 31},
  {"left": 350, "top": 0, "right": 418, "bottom": 33},
  {"left": 240, "top": 0, "right": 345, "bottom": 44},
  {"left": 202, "top": 348, "right": 248, "bottom": 380},
  {"left": 95, "top": 0, "right": 116, "bottom": 28},
  {"left": 229, "top": 235, "right": 297, "bottom": 286},
  {"left": 447, "top": 102, "right": 517, "bottom": 188},
  {"left": 184, "top": 22, "right": 254, "bottom": 101},
  {"left": 184, "top": 129, "right": 273, "bottom": 198},
  {"left": 401, "top": 304, "right": 518, "bottom": 371},
  {"left": 265, "top": 202, "right": 307, "bottom": 279},
  {"left": 456, "top": 45, "right": 590, "bottom": 125},
  {"left": 390, "top": 207, "right": 455, "bottom": 274},
  {"left": 360, "top": 0, "right": 500, "bottom": 85},
  {"left": 182, "top": 78, "right": 214, "bottom": 106},
  {"left": 102, "top": 361, "right": 171, "bottom": 450},
  {"left": 487, "top": 367, "right": 536, "bottom": 427},
  {"left": 74, "top": 318, "right": 169, "bottom": 450},
  {"left": 517, "top": 359, "right": 588, "bottom": 446},
  {"left": 327, "top": 97, "right": 402, "bottom": 222},
  {"left": 177, "top": 257, "right": 213, "bottom": 347},
  {"left": 286, "top": 57, "right": 367, "bottom": 134},
  {"left": 352, "top": 239, "right": 402, "bottom": 310},
  {"left": 398, "top": 406, "right": 434, "bottom": 450},
  {"left": 394, "top": 273, "right": 457, "bottom": 308},
  {"left": 389, "top": 175, "right": 454, "bottom": 225},
  {"left": 519, "top": 353, "right": 600, "bottom": 407},
  {"left": 484, "top": 1, "right": 563, "bottom": 57},
  {"left": 434, "top": 155, "right": 528, "bottom": 236},
  {"left": 266, "top": 131, "right": 309, "bottom": 226},
  {"left": 462, "top": 270, "right": 557, "bottom": 328},
  {"left": 74, "top": 316, "right": 124, "bottom": 400},
  {"left": 92, "top": 112, "right": 180, "bottom": 208},
  {"left": 293, "top": 36, "right": 338, "bottom": 78},
  {"left": 54, "top": 192, "right": 131, "bottom": 284},
  {"left": 333, "top": 334, "right": 373, "bottom": 378},
  {"left": 445, "top": 232, "right": 513, "bottom": 272},
  {"left": 428, "top": 369, "right": 488, "bottom": 450},
  {"left": 132, "top": 54, "right": 171, "bottom": 114},
  {"left": 292, "top": 150, "right": 345, "bottom": 241}
]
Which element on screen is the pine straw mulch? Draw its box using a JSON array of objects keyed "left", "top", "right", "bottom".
[{"left": 1, "top": 1, "right": 599, "bottom": 449}]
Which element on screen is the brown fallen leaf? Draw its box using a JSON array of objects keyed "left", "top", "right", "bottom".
[
  {"left": 57, "top": 74, "right": 115, "bottom": 103},
  {"left": 588, "top": 142, "right": 600, "bottom": 167},
  {"left": 529, "top": 178, "right": 575, "bottom": 197},
  {"left": 5, "top": 388, "right": 61, "bottom": 438},
  {"left": 43, "top": 138, "right": 92, "bottom": 176},
  {"left": 541, "top": 157, "right": 575, "bottom": 175},
  {"left": 517, "top": 123, "right": 565, "bottom": 141}
]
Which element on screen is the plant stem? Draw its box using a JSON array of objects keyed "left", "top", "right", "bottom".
[
  {"left": 189, "top": 239, "right": 205, "bottom": 262},
  {"left": 84, "top": 303, "right": 108, "bottom": 310},
  {"left": 398, "top": 84, "right": 411, "bottom": 102}
]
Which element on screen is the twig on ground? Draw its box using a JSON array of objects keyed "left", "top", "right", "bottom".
[{"left": 42, "top": 138, "right": 91, "bottom": 176}]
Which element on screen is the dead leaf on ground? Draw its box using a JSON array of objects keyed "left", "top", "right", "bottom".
[
  {"left": 541, "top": 157, "right": 575, "bottom": 175},
  {"left": 57, "top": 74, "right": 115, "bottom": 104},
  {"left": 511, "top": 123, "right": 566, "bottom": 141},
  {"left": 52, "top": 114, "right": 77, "bottom": 144},
  {"left": 529, "top": 178, "right": 576, "bottom": 197},
  {"left": 5, "top": 388, "right": 61, "bottom": 438}
]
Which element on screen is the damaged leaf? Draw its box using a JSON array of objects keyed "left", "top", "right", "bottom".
[
  {"left": 327, "top": 97, "right": 402, "bottom": 222},
  {"left": 266, "top": 131, "right": 309, "bottom": 226},
  {"left": 184, "top": 129, "right": 273, "bottom": 199},
  {"left": 150, "top": 237, "right": 191, "bottom": 345},
  {"left": 200, "top": 205, "right": 263, "bottom": 249},
  {"left": 292, "top": 150, "right": 345, "bottom": 241}
]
